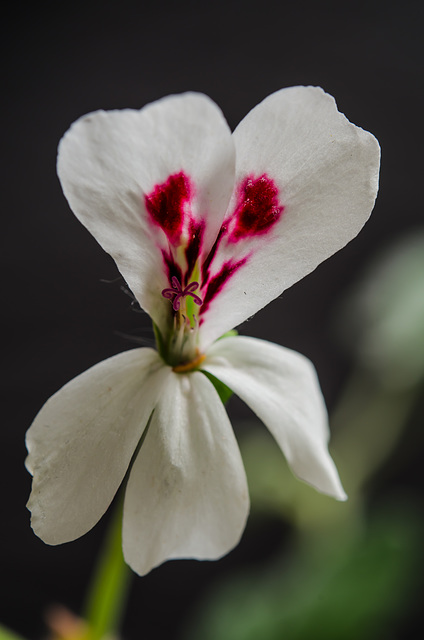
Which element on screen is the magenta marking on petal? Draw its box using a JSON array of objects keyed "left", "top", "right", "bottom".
[
  {"left": 229, "top": 174, "right": 284, "bottom": 242},
  {"left": 201, "top": 224, "right": 227, "bottom": 285},
  {"left": 161, "top": 248, "right": 183, "bottom": 285},
  {"left": 200, "top": 257, "right": 247, "bottom": 314},
  {"left": 162, "top": 277, "right": 203, "bottom": 311},
  {"left": 145, "top": 172, "right": 191, "bottom": 245},
  {"left": 185, "top": 219, "right": 205, "bottom": 284}
]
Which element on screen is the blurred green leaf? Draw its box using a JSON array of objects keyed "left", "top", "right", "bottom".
[
  {"left": 185, "top": 502, "right": 421, "bottom": 640},
  {"left": 339, "top": 232, "right": 424, "bottom": 390},
  {"left": 0, "top": 626, "right": 27, "bottom": 640}
]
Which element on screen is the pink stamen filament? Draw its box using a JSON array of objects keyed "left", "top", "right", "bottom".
[{"left": 162, "top": 276, "right": 203, "bottom": 311}]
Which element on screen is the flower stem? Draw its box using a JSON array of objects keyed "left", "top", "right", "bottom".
[{"left": 82, "top": 496, "right": 131, "bottom": 640}]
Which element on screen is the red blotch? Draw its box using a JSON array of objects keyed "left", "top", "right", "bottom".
[
  {"left": 145, "top": 172, "right": 191, "bottom": 244},
  {"left": 229, "top": 174, "right": 284, "bottom": 241},
  {"left": 200, "top": 257, "right": 247, "bottom": 314}
]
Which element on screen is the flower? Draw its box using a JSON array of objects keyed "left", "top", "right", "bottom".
[{"left": 26, "top": 87, "right": 380, "bottom": 576}]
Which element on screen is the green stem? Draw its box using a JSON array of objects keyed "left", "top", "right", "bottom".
[{"left": 82, "top": 496, "right": 132, "bottom": 640}]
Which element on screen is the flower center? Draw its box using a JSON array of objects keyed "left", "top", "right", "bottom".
[
  {"left": 160, "top": 276, "right": 203, "bottom": 367},
  {"left": 148, "top": 171, "right": 284, "bottom": 368}
]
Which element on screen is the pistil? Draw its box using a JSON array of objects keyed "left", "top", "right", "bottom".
[{"left": 161, "top": 276, "right": 203, "bottom": 366}]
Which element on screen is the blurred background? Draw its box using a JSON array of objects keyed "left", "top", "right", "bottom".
[{"left": 2, "top": 0, "right": 423, "bottom": 638}]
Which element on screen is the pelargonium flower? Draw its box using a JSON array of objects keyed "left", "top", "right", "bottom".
[{"left": 26, "top": 87, "right": 380, "bottom": 576}]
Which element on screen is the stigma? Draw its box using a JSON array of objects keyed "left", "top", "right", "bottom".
[{"left": 162, "top": 276, "right": 203, "bottom": 311}]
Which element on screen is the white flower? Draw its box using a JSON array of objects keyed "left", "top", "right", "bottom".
[{"left": 26, "top": 87, "right": 380, "bottom": 576}]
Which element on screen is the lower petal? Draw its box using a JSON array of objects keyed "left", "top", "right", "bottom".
[
  {"left": 122, "top": 371, "right": 249, "bottom": 576},
  {"left": 26, "top": 348, "right": 170, "bottom": 544},
  {"left": 202, "top": 335, "right": 346, "bottom": 500}
]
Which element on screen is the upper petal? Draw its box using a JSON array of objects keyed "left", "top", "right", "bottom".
[
  {"left": 202, "top": 335, "right": 346, "bottom": 500},
  {"left": 57, "top": 93, "right": 235, "bottom": 336},
  {"left": 198, "top": 86, "right": 380, "bottom": 348},
  {"left": 26, "top": 348, "right": 170, "bottom": 544},
  {"left": 122, "top": 371, "right": 249, "bottom": 576}
]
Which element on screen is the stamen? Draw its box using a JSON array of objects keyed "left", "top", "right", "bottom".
[{"left": 162, "top": 276, "right": 203, "bottom": 311}]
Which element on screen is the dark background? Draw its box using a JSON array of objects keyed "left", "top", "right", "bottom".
[{"left": 2, "top": 0, "right": 423, "bottom": 638}]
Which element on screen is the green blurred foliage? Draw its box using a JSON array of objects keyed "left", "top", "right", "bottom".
[
  {"left": 184, "top": 231, "right": 424, "bottom": 640},
  {"left": 185, "top": 502, "right": 421, "bottom": 640},
  {"left": 0, "top": 626, "right": 27, "bottom": 640},
  {"left": 340, "top": 232, "right": 424, "bottom": 390}
]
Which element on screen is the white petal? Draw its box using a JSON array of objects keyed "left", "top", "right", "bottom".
[
  {"left": 57, "top": 93, "right": 235, "bottom": 335},
  {"left": 26, "top": 349, "right": 170, "bottom": 544},
  {"left": 198, "top": 86, "right": 380, "bottom": 348},
  {"left": 203, "top": 336, "right": 346, "bottom": 500},
  {"left": 122, "top": 371, "right": 249, "bottom": 575}
]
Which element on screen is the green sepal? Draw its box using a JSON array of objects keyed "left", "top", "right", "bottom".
[
  {"left": 202, "top": 371, "right": 233, "bottom": 405},
  {"left": 218, "top": 329, "right": 238, "bottom": 340},
  {"left": 201, "top": 330, "right": 237, "bottom": 403},
  {"left": 152, "top": 321, "right": 167, "bottom": 361}
]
